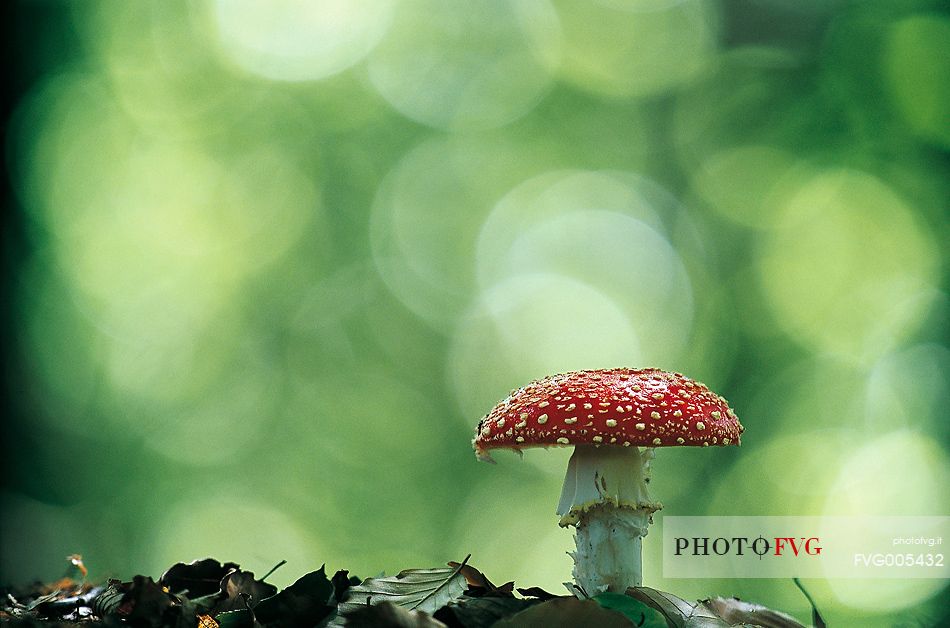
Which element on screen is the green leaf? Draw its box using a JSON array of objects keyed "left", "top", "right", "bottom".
[
  {"left": 215, "top": 608, "right": 256, "bottom": 628},
  {"left": 336, "top": 561, "right": 468, "bottom": 617},
  {"left": 594, "top": 592, "right": 667, "bottom": 627},
  {"left": 792, "top": 578, "right": 826, "bottom": 628}
]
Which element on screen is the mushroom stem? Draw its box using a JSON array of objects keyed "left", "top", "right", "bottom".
[{"left": 556, "top": 445, "right": 661, "bottom": 595}]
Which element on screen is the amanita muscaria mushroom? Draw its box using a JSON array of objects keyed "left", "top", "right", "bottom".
[{"left": 473, "top": 367, "right": 743, "bottom": 595}]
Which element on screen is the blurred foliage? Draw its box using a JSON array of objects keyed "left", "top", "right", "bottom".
[{"left": 2, "top": 1, "right": 948, "bottom": 626}]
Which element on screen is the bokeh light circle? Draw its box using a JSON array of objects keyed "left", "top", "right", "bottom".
[
  {"left": 672, "top": 46, "right": 800, "bottom": 171},
  {"left": 553, "top": 0, "right": 719, "bottom": 98},
  {"left": 691, "top": 144, "right": 802, "bottom": 229},
  {"left": 212, "top": 0, "right": 394, "bottom": 81},
  {"left": 824, "top": 431, "right": 949, "bottom": 518},
  {"left": 9, "top": 72, "right": 131, "bottom": 238},
  {"left": 883, "top": 14, "right": 950, "bottom": 148},
  {"left": 367, "top": 0, "right": 561, "bottom": 129},
  {"left": 370, "top": 136, "right": 561, "bottom": 332},
  {"left": 822, "top": 431, "right": 949, "bottom": 611},
  {"left": 452, "top": 169, "right": 699, "bottom": 462},
  {"left": 756, "top": 169, "right": 939, "bottom": 364},
  {"left": 70, "top": 0, "right": 245, "bottom": 135},
  {"left": 593, "top": 0, "right": 691, "bottom": 10},
  {"left": 135, "top": 341, "right": 281, "bottom": 466},
  {"left": 865, "top": 344, "right": 950, "bottom": 437},
  {"left": 10, "top": 68, "right": 323, "bottom": 426},
  {"left": 707, "top": 431, "right": 851, "bottom": 516},
  {"left": 476, "top": 170, "right": 694, "bottom": 365},
  {"left": 449, "top": 272, "right": 643, "bottom": 436}
]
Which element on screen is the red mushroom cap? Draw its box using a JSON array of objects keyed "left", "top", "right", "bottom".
[{"left": 474, "top": 368, "right": 743, "bottom": 457}]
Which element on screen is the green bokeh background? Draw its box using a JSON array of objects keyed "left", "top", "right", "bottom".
[{"left": 3, "top": 1, "right": 948, "bottom": 625}]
